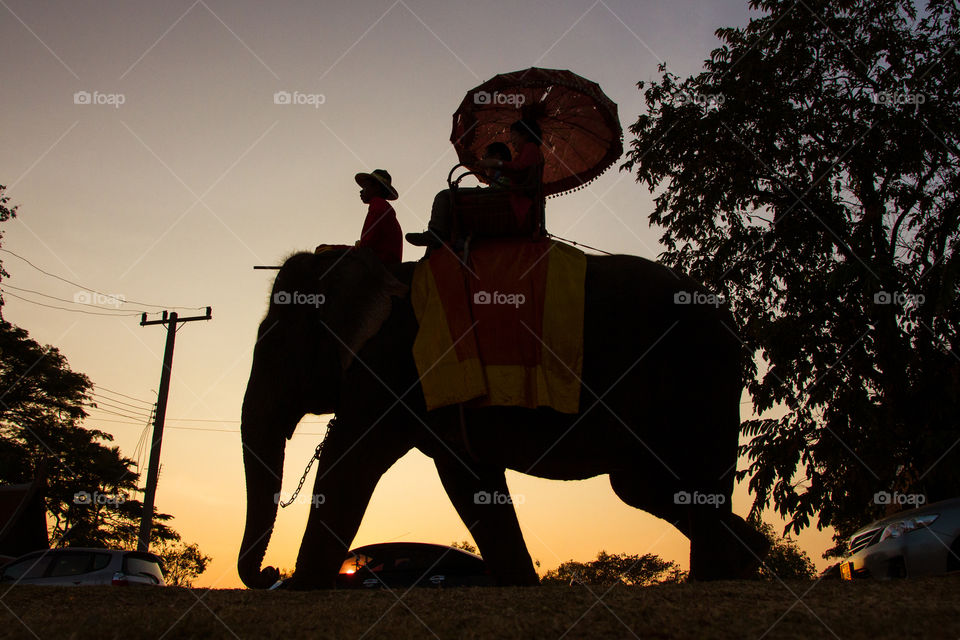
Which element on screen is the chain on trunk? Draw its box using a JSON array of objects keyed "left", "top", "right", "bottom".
[{"left": 279, "top": 418, "right": 336, "bottom": 508}]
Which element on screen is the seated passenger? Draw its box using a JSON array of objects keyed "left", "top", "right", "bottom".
[
  {"left": 354, "top": 169, "right": 403, "bottom": 264},
  {"left": 406, "top": 119, "right": 543, "bottom": 248},
  {"left": 482, "top": 142, "right": 512, "bottom": 188}
]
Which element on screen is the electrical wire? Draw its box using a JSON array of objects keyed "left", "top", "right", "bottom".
[
  {"left": 2, "top": 283, "right": 151, "bottom": 314},
  {"left": 0, "top": 248, "right": 207, "bottom": 311},
  {"left": 133, "top": 423, "right": 150, "bottom": 478},
  {"left": 1, "top": 290, "right": 144, "bottom": 316},
  {"left": 86, "top": 397, "right": 153, "bottom": 415},
  {"left": 85, "top": 416, "right": 326, "bottom": 436},
  {"left": 92, "top": 385, "right": 156, "bottom": 406},
  {"left": 133, "top": 407, "right": 155, "bottom": 478},
  {"left": 89, "top": 392, "right": 155, "bottom": 413},
  {"left": 155, "top": 417, "right": 330, "bottom": 424},
  {"left": 87, "top": 399, "right": 153, "bottom": 419},
  {"left": 84, "top": 404, "right": 152, "bottom": 422}
]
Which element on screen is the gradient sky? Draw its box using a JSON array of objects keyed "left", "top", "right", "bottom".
[{"left": 0, "top": 0, "right": 837, "bottom": 587}]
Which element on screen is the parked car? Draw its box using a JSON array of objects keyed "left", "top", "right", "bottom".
[
  {"left": 0, "top": 548, "right": 165, "bottom": 586},
  {"left": 334, "top": 542, "right": 492, "bottom": 589},
  {"left": 840, "top": 497, "right": 960, "bottom": 580},
  {"left": 337, "top": 542, "right": 492, "bottom": 589}
]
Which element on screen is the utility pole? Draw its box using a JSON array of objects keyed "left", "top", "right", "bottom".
[{"left": 137, "top": 307, "right": 212, "bottom": 552}]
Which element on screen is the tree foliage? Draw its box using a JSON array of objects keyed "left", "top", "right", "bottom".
[
  {"left": 450, "top": 540, "right": 479, "bottom": 555},
  {"left": 0, "top": 184, "right": 18, "bottom": 313},
  {"left": 624, "top": 0, "right": 960, "bottom": 554},
  {"left": 749, "top": 516, "right": 818, "bottom": 580},
  {"left": 540, "top": 551, "right": 684, "bottom": 586},
  {"left": 154, "top": 541, "right": 212, "bottom": 587},
  {"left": 0, "top": 320, "right": 208, "bottom": 584}
]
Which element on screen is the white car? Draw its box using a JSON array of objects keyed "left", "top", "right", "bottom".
[
  {"left": 0, "top": 548, "right": 165, "bottom": 586},
  {"left": 840, "top": 497, "right": 960, "bottom": 579}
]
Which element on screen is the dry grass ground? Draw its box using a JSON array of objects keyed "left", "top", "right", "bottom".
[{"left": 1, "top": 576, "right": 958, "bottom": 639}]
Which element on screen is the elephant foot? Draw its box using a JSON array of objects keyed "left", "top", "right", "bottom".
[
  {"left": 726, "top": 514, "right": 772, "bottom": 578},
  {"left": 276, "top": 572, "right": 336, "bottom": 591},
  {"left": 495, "top": 570, "right": 541, "bottom": 587},
  {"left": 689, "top": 512, "right": 771, "bottom": 581}
]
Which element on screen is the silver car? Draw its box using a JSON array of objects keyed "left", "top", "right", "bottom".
[
  {"left": 840, "top": 497, "right": 960, "bottom": 579},
  {"left": 0, "top": 548, "right": 165, "bottom": 586}
]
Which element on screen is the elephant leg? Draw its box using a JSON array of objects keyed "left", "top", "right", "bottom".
[
  {"left": 688, "top": 509, "right": 770, "bottom": 580},
  {"left": 434, "top": 457, "right": 539, "bottom": 586},
  {"left": 609, "top": 469, "right": 769, "bottom": 580},
  {"left": 288, "top": 423, "right": 412, "bottom": 589}
]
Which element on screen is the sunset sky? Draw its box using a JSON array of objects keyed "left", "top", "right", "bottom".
[{"left": 0, "top": 0, "right": 836, "bottom": 587}]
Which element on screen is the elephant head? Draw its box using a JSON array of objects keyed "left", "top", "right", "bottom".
[{"left": 237, "top": 248, "right": 408, "bottom": 589}]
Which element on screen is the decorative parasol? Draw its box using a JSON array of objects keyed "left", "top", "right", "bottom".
[{"left": 451, "top": 67, "right": 623, "bottom": 198}]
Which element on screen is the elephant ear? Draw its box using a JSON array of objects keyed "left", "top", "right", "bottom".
[{"left": 322, "top": 248, "right": 408, "bottom": 371}]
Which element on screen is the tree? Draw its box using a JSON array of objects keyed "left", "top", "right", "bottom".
[
  {"left": 0, "top": 321, "right": 208, "bottom": 582},
  {"left": 540, "top": 551, "right": 683, "bottom": 586},
  {"left": 624, "top": 0, "right": 960, "bottom": 555},
  {"left": 153, "top": 541, "right": 212, "bottom": 587},
  {"left": 0, "top": 184, "right": 18, "bottom": 315},
  {"left": 450, "top": 540, "right": 478, "bottom": 555},
  {"left": 749, "top": 516, "right": 817, "bottom": 580}
]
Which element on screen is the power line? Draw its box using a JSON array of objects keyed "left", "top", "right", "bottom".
[
  {"left": 0, "top": 248, "right": 207, "bottom": 311},
  {"left": 89, "top": 392, "right": 154, "bottom": 410},
  {"left": 87, "top": 398, "right": 153, "bottom": 419},
  {"left": 133, "top": 421, "right": 151, "bottom": 479},
  {"left": 2, "top": 290, "right": 144, "bottom": 316},
  {"left": 84, "top": 404, "right": 152, "bottom": 422},
  {"left": 89, "top": 392, "right": 155, "bottom": 413},
  {"left": 85, "top": 407, "right": 152, "bottom": 422},
  {"left": 85, "top": 416, "right": 326, "bottom": 436},
  {"left": 92, "top": 385, "right": 156, "bottom": 406},
  {"left": 155, "top": 417, "right": 331, "bottom": 424},
  {"left": 83, "top": 417, "right": 147, "bottom": 425},
  {"left": 86, "top": 397, "right": 152, "bottom": 414},
  {"left": 2, "top": 283, "right": 152, "bottom": 314},
  {"left": 162, "top": 425, "right": 327, "bottom": 436}
]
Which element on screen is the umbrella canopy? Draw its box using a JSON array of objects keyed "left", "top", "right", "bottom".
[{"left": 451, "top": 68, "right": 623, "bottom": 198}]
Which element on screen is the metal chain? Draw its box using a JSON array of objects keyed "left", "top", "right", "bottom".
[{"left": 279, "top": 418, "right": 335, "bottom": 508}]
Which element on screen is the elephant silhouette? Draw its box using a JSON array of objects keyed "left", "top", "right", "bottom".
[{"left": 238, "top": 247, "right": 768, "bottom": 589}]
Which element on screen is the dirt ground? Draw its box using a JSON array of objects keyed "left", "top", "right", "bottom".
[{"left": 1, "top": 576, "right": 958, "bottom": 639}]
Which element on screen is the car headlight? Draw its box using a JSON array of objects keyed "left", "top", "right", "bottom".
[{"left": 878, "top": 514, "right": 940, "bottom": 542}]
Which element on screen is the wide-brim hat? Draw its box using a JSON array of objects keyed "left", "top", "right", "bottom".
[{"left": 354, "top": 169, "right": 398, "bottom": 200}]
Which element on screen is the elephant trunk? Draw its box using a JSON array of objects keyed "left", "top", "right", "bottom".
[{"left": 237, "top": 408, "right": 288, "bottom": 589}]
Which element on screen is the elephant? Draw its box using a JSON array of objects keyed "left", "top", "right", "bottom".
[{"left": 238, "top": 246, "right": 769, "bottom": 589}]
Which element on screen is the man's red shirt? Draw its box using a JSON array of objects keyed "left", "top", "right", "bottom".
[{"left": 358, "top": 196, "right": 402, "bottom": 264}]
